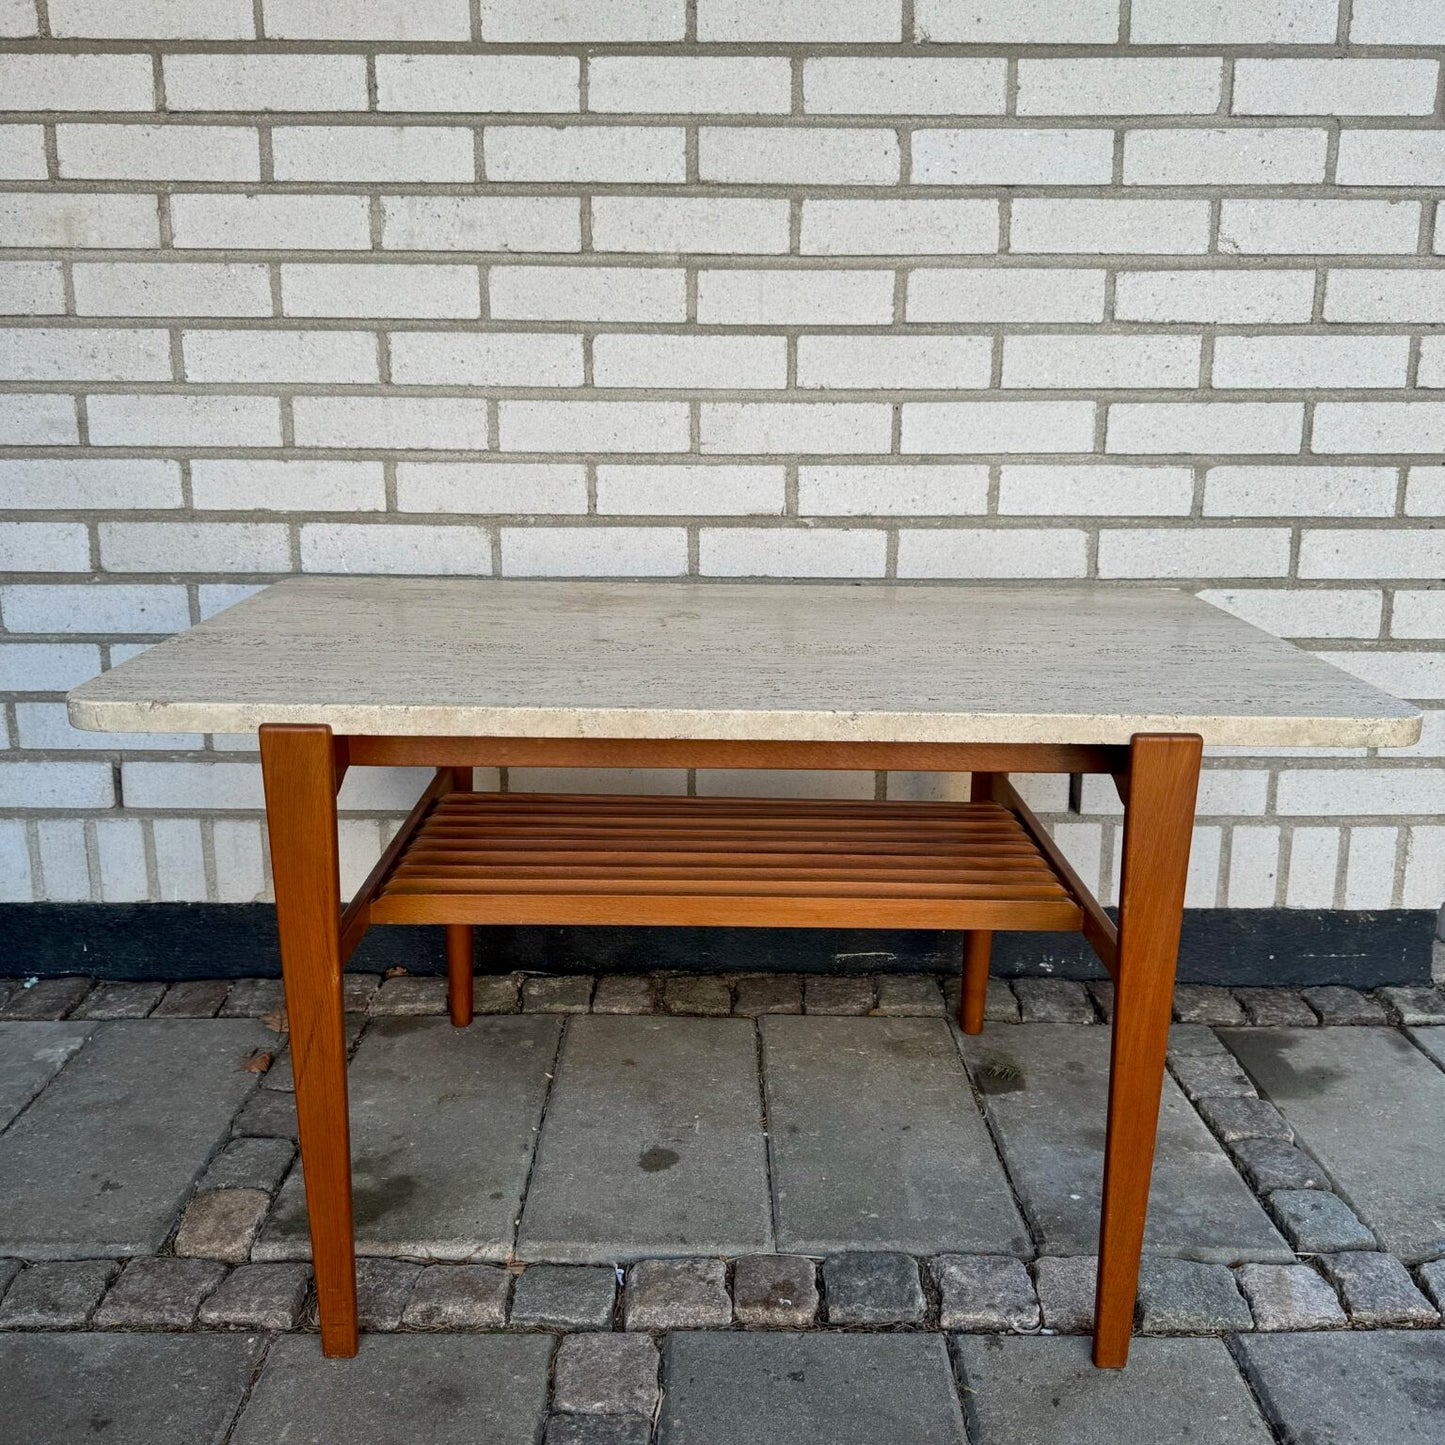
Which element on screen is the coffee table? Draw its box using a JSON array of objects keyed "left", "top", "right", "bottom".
[{"left": 68, "top": 578, "right": 1420, "bottom": 1366}]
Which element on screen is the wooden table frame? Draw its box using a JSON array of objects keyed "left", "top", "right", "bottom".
[{"left": 259, "top": 724, "right": 1202, "bottom": 1370}]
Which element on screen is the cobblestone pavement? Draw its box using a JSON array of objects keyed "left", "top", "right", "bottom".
[{"left": 1, "top": 969, "right": 1444, "bottom": 1444}]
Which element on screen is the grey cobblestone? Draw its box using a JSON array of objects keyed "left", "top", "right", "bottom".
[
  {"left": 0, "top": 1258, "right": 18, "bottom": 1302},
  {"left": 1319, "top": 1252, "right": 1440, "bottom": 1327},
  {"left": 1236, "top": 1263, "right": 1347, "bottom": 1331},
  {"left": 1172, "top": 986, "right": 1246, "bottom": 1027},
  {"left": 1301, "top": 986, "right": 1388, "bottom": 1026},
  {"left": 822, "top": 1251, "right": 926, "bottom": 1326},
  {"left": 1169, "top": 1052, "right": 1258, "bottom": 1099},
  {"left": 804, "top": 976, "right": 875, "bottom": 1016},
  {"left": 984, "top": 980, "right": 1021, "bottom": 1024},
  {"left": 342, "top": 973, "right": 382, "bottom": 1013},
  {"left": 591, "top": 976, "right": 655, "bottom": 1014},
  {"left": 1013, "top": 979, "right": 1095, "bottom": 1024},
  {"left": 1418, "top": 1259, "right": 1445, "bottom": 1312},
  {"left": 732, "top": 1255, "right": 819, "bottom": 1328},
  {"left": 624, "top": 1258, "right": 729, "bottom": 1331},
  {"left": 1168, "top": 1024, "right": 1231, "bottom": 1058},
  {"left": 932, "top": 1254, "right": 1040, "bottom": 1332},
  {"left": 173, "top": 1188, "right": 269, "bottom": 1263},
  {"left": 74, "top": 981, "right": 165, "bottom": 1019},
  {"left": 512, "top": 1265, "right": 616, "bottom": 1331},
  {"left": 554, "top": 1332, "right": 660, "bottom": 1416},
  {"left": 523, "top": 976, "right": 593, "bottom": 1014},
  {"left": 371, "top": 975, "right": 448, "bottom": 1016},
  {"left": 1136, "top": 1258, "right": 1253, "bottom": 1334},
  {"left": 219, "top": 979, "right": 287, "bottom": 1019},
  {"left": 94, "top": 1256, "right": 228, "bottom": 1329},
  {"left": 0, "top": 1259, "right": 118, "bottom": 1328},
  {"left": 1196, "top": 1095, "right": 1294, "bottom": 1143},
  {"left": 873, "top": 975, "right": 943, "bottom": 1016},
  {"left": 151, "top": 980, "right": 229, "bottom": 1018},
  {"left": 402, "top": 1264, "right": 510, "bottom": 1330},
  {"left": 732, "top": 974, "right": 802, "bottom": 1017},
  {"left": 1231, "top": 1137, "right": 1328, "bottom": 1193},
  {"left": 231, "top": 1089, "right": 298, "bottom": 1140},
  {"left": 1379, "top": 986, "right": 1445, "bottom": 1027},
  {"left": 1085, "top": 980, "right": 1114, "bottom": 1022},
  {"left": 1031, "top": 1256, "right": 1097, "bottom": 1333},
  {"left": 353, "top": 1257, "right": 424, "bottom": 1332},
  {"left": 198, "top": 1262, "right": 310, "bottom": 1330},
  {"left": 546, "top": 1417, "right": 651, "bottom": 1445},
  {"left": 1269, "top": 1190, "right": 1376, "bottom": 1254},
  {"left": 1233, "top": 988, "right": 1317, "bottom": 1027},
  {"left": 662, "top": 975, "right": 731, "bottom": 1016},
  {"left": 200, "top": 1136, "right": 295, "bottom": 1193},
  {"left": 0, "top": 977, "right": 92, "bottom": 1020}
]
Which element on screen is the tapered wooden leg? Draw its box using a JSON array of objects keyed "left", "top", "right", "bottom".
[
  {"left": 1093, "top": 732, "right": 1202, "bottom": 1368},
  {"left": 960, "top": 930, "right": 992, "bottom": 1034},
  {"left": 447, "top": 925, "right": 474, "bottom": 1027},
  {"left": 260, "top": 723, "right": 357, "bottom": 1359}
]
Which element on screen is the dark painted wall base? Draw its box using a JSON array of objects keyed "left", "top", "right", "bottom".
[{"left": 0, "top": 903, "right": 1434, "bottom": 988}]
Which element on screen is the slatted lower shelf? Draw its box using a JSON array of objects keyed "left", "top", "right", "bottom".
[{"left": 367, "top": 792, "right": 1084, "bottom": 931}]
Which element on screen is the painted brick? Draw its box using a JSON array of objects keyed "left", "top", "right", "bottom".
[
  {"left": 591, "top": 197, "right": 789, "bottom": 254},
  {"left": 1124, "top": 128, "right": 1327, "bottom": 185},
  {"left": 1115, "top": 270, "right": 1314, "bottom": 323},
  {"left": 1337, "top": 131, "right": 1445, "bottom": 187},
  {"left": 0, "top": 125, "right": 45, "bottom": 179},
  {"left": 87, "top": 395, "right": 280, "bottom": 449},
  {"left": 913, "top": 128, "right": 1113, "bottom": 185},
  {"left": 281, "top": 263, "right": 481, "bottom": 319},
  {"left": 1017, "top": 58, "right": 1221, "bottom": 115},
  {"left": 50, "top": 0, "right": 255, "bottom": 39},
  {"left": 0, "top": 523, "right": 90, "bottom": 572},
  {"left": 1203, "top": 467, "right": 1398, "bottom": 518},
  {"left": 1287, "top": 828, "right": 1342, "bottom": 906},
  {"left": 696, "top": 269, "right": 894, "bottom": 325},
  {"left": 190, "top": 461, "right": 386, "bottom": 513},
  {"left": 796, "top": 335, "right": 992, "bottom": 389},
  {"left": 1233, "top": 60, "right": 1439, "bottom": 117},
  {"left": 1212, "top": 335, "right": 1409, "bottom": 389},
  {"left": 915, "top": 0, "right": 1120, "bottom": 44},
  {"left": 1324, "top": 270, "right": 1445, "bottom": 322},
  {"left": 799, "top": 464, "right": 989, "bottom": 515},
  {"left": 0, "top": 820, "right": 32, "bottom": 901},
  {"left": 897, "top": 527, "right": 1089, "bottom": 578},
  {"left": 908, "top": 268, "right": 1105, "bottom": 321},
  {"left": 382, "top": 196, "right": 580, "bottom": 253},
  {"left": 699, "top": 528, "right": 887, "bottom": 577},
  {"left": 1276, "top": 769, "right": 1445, "bottom": 817},
  {"left": 479, "top": 0, "right": 684, "bottom": 41},
  {"left": 902, "top": 400, "right": 1097, "bottom": 453},
  {"left": 1313, "top": 403, "right": 1445, "bottom": 454},
  {"left": 170, "top": 194, "right": 371, "bottom": 251},
  {"left": 1107, "top": 402, "right": 1303, "bottom": 455},
  {"left": 486, "top": 126, "right": 685, "bottom": 183},
  {"left": 0, "top": 194, "right": 159, "bottom": 249},
  {"left": 0, "top": 328, "right": 172, "bottom": 382},
  {"left": 997, "top": 465, "right": 1194, "bottom": 516},
  {"left": 700, "top": 402, "right": 892, "bottom": 454},
  {"left": 596, "top": 465, "right": 784, "bottom": 515},
  {"left": 0, "top": 459, "right": 182, "bottom": 509},
  {"left": 1351, "top": 0, "right": 1445, "bottom": 43},
  {"left": 804, "top": 58, "right": 1006, "bottom": 114},
  {"left": 1098, "top": 527, "right": 1291, "bottom": 578},
  {"left": 499, "top": 400, "right": 690, "bottom": 453},
  {"left": 0, "top": 262, "right": 64, "bottom": 315},
  {"left": 1402, "top": 827, "right": 1445, "bottom": 907},
  {"left": 1130, "top": 0, "right": 1337, "bottom": 43},
  {"left": 1394, "top": 591, "right": 1445, "bottom": 638},
  {"left": 0, "top": 396, "right": 78, "bottom": 446},
  {"left": 0, "top": 53, "right": 154, "bottom": 111},
  {"left": 0, "top": 762, "right": 113, "bottom": 809},
  {"left": 73, "top": 263, "right": 272, "bottom": 319},
  {"left": 1002, "top": 334, "right": 1201, "bottom": 389},
  {"left": 1414, "top": 338, "right": 1445, "bottom": 389},
  {"left": 1200, "top": 588, "right": 1383, "bottom": 639},
  {"left": 376, "top": 55, "right": 578, "bottom": 113},
  {"left": 501, "top": 526, "right": 687, "bottom": 576},
  {"left": 391, "top": 331, "right": 583, "bottom": 387},
  {"left": 292, "top": 396, "right": 488, "bottom": 450},
  {"left": 395, "top": 462, "right": 588, "bottom": 514},
  {"left": 490, "top": 266, "right": 685, "bottom": 321},
  {"left": 589, "top": 57, "right": 790, "bottom": 114},
  {"left": 1010, "top": 199, "right": 1210, "bottom": 255},
  {"left": 99, "top": 522, "right": 289, "bottom": 574},
  {"left": 57, "top": 125, "right": 259, "bottom": 181},
  {"left": 699, "top": 128, "right": 901, "bottom": 185},
  {"left": 593, "top": 334, "right": 785, "bottom": 389},
  {"left": 1321, "top": 649, "right": 1445, "bottom": 700},
  {"left": 801, "top": 199, "right": 998, "bottom": 255},
  {"left": 1219, "top": 200, "right": 1421, "bottom": 256},
  {"left": 183, "top": 329, "right": 379, "bottom": 385},
  {"left": 1, "top": 584, "right": 190, "bottom": 634},
  {"left": 263, "top": 0, "right": 471, "bottom": 40},
  {"left": 0, "top": 0, "right": 35, "bottom": 34},
  {"left": 165, "top": 54, "right": 367, "bottom": 111},
  {"left": 272, "top": 127, "right": 475, "bottom": 183},
  {"left": 1299, "top": 529, "right": 1445, "bottom": 579},
  {"left": 122, "top": 760, "right": 263, "bottom": 810},
  {"left": 301, "top": 523, "right": 489, "bottom": 575},
  {"left": 699, "top": 0, "right": 901, "bottom": 41},
  {"left": 1405, "top": 467, "right": 1445, "bottom": 516}
]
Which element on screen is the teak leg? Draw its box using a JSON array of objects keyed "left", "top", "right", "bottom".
[
  {"left": 447, "top": 926, "right": 474, "bottom": 1027},
  {"left": 960, "top": 931, "right": 992, "bottom": 1035},
  {"left": 259, "top": 723, "right": 357, "bottom": 1359},
  {"left": 1093, "top": 732, "right": 1202, "bottom": 1368}
]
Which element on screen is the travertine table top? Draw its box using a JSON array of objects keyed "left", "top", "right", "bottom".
[{"left": 67, "top": 579, "right": 1421, "bottom": 748}]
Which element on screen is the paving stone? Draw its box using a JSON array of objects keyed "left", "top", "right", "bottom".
[
  {"left": 258, "top": 1043, "right": 294, "bottom": 1091},
  {"left": 0, "top": 1021, "right": 94, "bottom": 1130},
  {"left": 1378, "top": 985, "right": 1445, "bottom": 1026},
  {"left": 554, "top": 1332, "right": 659, "bottom": 1415},
  {"left": 1032, "top": 1255, "right": 1097, "bottom": 1332},
  {"left": 1168, "top": 1051, "right": 1259, "bottom": 1098},
  {"left": 200, "top": 1136, "right": 295, "bottom": 1193},
  {"left": 1231, "top": 1136, "right": 1328, "bottom": 1192},
  {"left": 1236, "top": 1263, "right": 1347, "bottom": 1330},
  {"left": 151, "top": 979, "right": 229, "bottom": 1018},
  {"left": 547, "top": 1416, "right": 651, "bottom": 1445},
  {"left": 1195, "top": 1094, "right": 1294, "bottom": 1143},
  {"left": 1233, "top": 988, "right": 1317, "bottom": 1027},
  {"left": 803, "top": 976, "right": 874, "bottom": 1015},
  {"left": 1239, "top": 1332, "right": 1445, "bottom": 1445},
  {"left": 73, "top": 981, "right": 165, "bottom": 1020},
  {"left": 1013, "top": 978, "right": 1096, "bottom": 1024},
  {"left": 232, "top": 1087, "right": 298, "bottom": 1139},
  {"left": 822, "top": 1251, "right": 926, "bottom": 1326},
  {"left": 511, "top": 1265, "right": 616, "bottom": 1330},
  {"left": 1301, "top": 985, "right": 1388, "bottom": 1026},
  {"left": 219, "top": 978, "right": 286, "bottom": 1018},
  {"left": 733, "top": 974, "right": 802, "bottom": 1017},
  {"left": 1168, "top": 1023, "right": 1231, "bottom": 1058},
  {"left": 765, "top": 1016, "right": 1027, "bottom": 1255},
  {"left": 342, "top": 972, "right": 382, "bottom": 1012},
  {"left": 1269, "top": 1190, "right": 1376, "bottom": 1253},
  {"left": 258, "top": 1015, "right": 559, "bottom": 1262},
  {"left": 954, "top": 1335, "right": 1274, "bottom": 1445},
  {"left": 198, "top": 1261, "right": 310, "bottom": 1330},
  {"left": 1135, "top": 1257, "right": 1253, "bottom": 1333},
  {"left": 0, "top": 1259, "right": 118, "bottom": 1328},
  {"left": 662, "top": 975, "right": 731, "bottom": 1016},
  {"left": 0, "top": 1019, "right": 268, "bottom": 1258},
  {"left": 1085, "top": 980, "right": 1114, "bottom": 1021},
  {"left": 932, "top": 1254, "right": 1040, "bottom": 1332},
  {"left": 402, "top": 1263, "right": 509, "bottom": 1329},
  {"left": 624, "top": 1257, "right": 729, "bottom": 1330},
  {"left": 659, "top": 1333, "right": 967, "bottom": 1445},
  {"left": 1319, "top": 1251, "right": 1440, "bottom": 1326},
  {"left": 1418, "top": 1258, "right": 1445, "bottom": 1311},
  {"left": 873, "top": 975, "right": 943, "bottom": 1016},
  {"left": 959, "top": 1025, "right": 1289, "bottom": 1262},
  {"left": 371, "top": 974, "right": 447, "bottom": 1015},
  {"left": 93, "top": 1256, "right": 227, "bottom": 1329},
  {"left": 173, "top": 1188, "right": 269, "bottom": 1263},
  {"left": 520, "top": 1016, "right": 771, "bottom": 1260},
  {"left": 1224, "top": 1027, "right": 1445, "bottom": 1262},
  {"left": 0, "top": 977, "right": 91, "bottom": 1020},
  {"left": 523, "top": 975, "right": 593, "bottom": 1013},
  {"left": 231, "top": 1334, "right": 554, "bottom": 1445},
  {"left": 0, "top": 1332, "right": 264, "bottom": 1445},
  {"left": 1408, "top": 1025, "right": 1445, "bottom": 1070},
  {"left": 333, "top": 1256, "right": 420, "bottom": 1331},
  {"left": 591, "top": 975, "right": 654, "bottom": 1014},
  {"left": 732, "top": 1254, "right": 818, "bottom": 1328},
  {"left": 1172, "top": 985, "right": 1246, "bottom": 1026},
  {"left": 984, "top": 978, "right": 1021, "bottom": 1023}
]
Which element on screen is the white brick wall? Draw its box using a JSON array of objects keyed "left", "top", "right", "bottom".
[{"left": 0, "top": 3, "right": 1438, "bottom": 921}]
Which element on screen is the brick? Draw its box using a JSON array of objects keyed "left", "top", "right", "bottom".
[
  {"left": 1416, "top": 338, "right": 1445, "bottom": 389},
  {"left": 1124, "top": 128, "right": 1326, "bottom": 185},
  {"left": 801, "top": 198, "right": 997, "bottom": 255},
  {"left": 3, "top": 583, "right": 188, "bottom": 633},
  {"left": 1115, "top": 269, "right": 1314, "bottom": 323},
  {"left": 0, "top": 124, "right": 44, "bottom": 179},
  {"left": 0, "top": 395, "right": 75, "bottom": 446},
  {"left": 170, "top": 194, "right": 372, "bottom": 251},
  {"left": 1219, "top": 199, "right": 1421, "bottom": 255},
  {"left": 1338, "top": 131, "right": 1445, "bottom": 186},
  {"left": 914, "top": 128, "right": 1113, "bottom": 185},
  {"left": 0, "top": 523, "right": 88, "bottom": 572},
  {"left": 1352, "top": 0, "right": 1445, "bottom": 42},
  {"left": 1213, "top": 335, "right": 1408, "bottom": 390},
  {"left": 73, "top": 262, "right": 272, "bottom": 319},
  {"left": 804, "top": 57, "right": 1005, "bottom": 114},
  {"left": 293, "top": 396, "right": 487, "bottom": 450},
  {"left": 1406, "top": 467, "right": 1445, "bottom": 515},
  {"left": 0, "top": 194, "right": 158, "bottom": 249},
  {"left": 0, "top": 328, "right": 171, "bottom": 383},
  {"left": 1203, "top": 466, "right": 1397, "bottom": 518},
  {"left": 1130, "top": 0, "right": 1336, "bottom": 43},
  {"left": 1108, "top": 402, "right": 1303, "bottom": 455},
  {"left": 491, "top": 266, "right": 685, "bottom": 322},
  {"left": 908, "top": 268, "right": 1104, "bottom": 321},
  {"left": 283, "top": 263, "right": 480, "bottom": 318},
  {"left": 1394, "top": 590, "right": 1445, "bottom": 637},
  {"left": 897, "top": 528, "right": 1089, "bottom": 579},
  {"left": 87, "top": 395, "right": 281, "bottom": 449},
  {"left": 396, "top": 462, "right": 588, "bottom": 515},
  {"left": 0, "top": 458, "right": 181, "bottom": 509},
  {"left": 479, "top": 0, "right": 683, "bottom": 41},
  {"left": 57, "top": 124, "right": 258, "bottom": 182},
  {"left": 998, "top": 464, "right": 1193, "bottom": 516},
  {"left": 701, "top": 0, "right": 900, "bottom": 38},
  {"left": 698, "top": 528, "right": 886, "bottom": 578},
  {"left": 1018, "top": 57, "right": 1221, "bottom": 115},
  {"left": 0, "top": 261, "right": 64, "bottom": 314},
  {"left": 1317, "top": 402, "right": 1445, "bottom": 454},
  {"left": 165, "top": 53, "right": 366, "bottom": 111},
  {"left": 376, "top": 54, "right": 577, "bottom": 112},
  {"left": 698, "top": 269, "right": 894, "bottom": 326},
  {"left": 383, "top": 196, "right": 580, "bottom": 253},
  {"left": 1010, "top": 198, "right": 1209, "bottom": 255},
  {"left": 273, "top": 126, "right": 474, "bottom": 182},
  {"left": 50, "top": 0, "right": 255, "bottom": 38},
  {"left": 393, "top": 331, "right": 581, "bottom": 387},
  {"left": 903, "top": 400, "right": 1097, "bottom": 454},
  {"left": 700, "top": 401, "right": 892, "bottom": 455},
  {"left": 799, "top": 464, "right": 989, "bottom": 516},
  {"left": 591, "top": 197, "right": 788, "bottom": 255},
  {"left": 184, "top": 330, "right": 378, "bottom": 386},
  {"left": 797, "top": 335, "right": 990, "bottom": 390},
  {"left": 915, "top": 0, "right": 1120, "bottom": 43},
  {"left": 264, "top": 0, "right": 472, "bottom": 39},
  {"left": 0, "top": 53, "right": 154, "bottom": 111},
  {"left": 502, "top": 527, "right": 686, "bottom": 576},
  {"left": 1099, "top": 527, "right": 1290, "bottom": 579},
  {"left": 1236, "top": 59, "right": 1439, "bottom": 117},
  {"left": 1204, "top": 588, "right": 1381, "bottom": 640},
  {"left": 0, "top": 0, "right": 32, "bottom": 35},
  {"left": 301, "top": 523, "right": 490, "bottom": 575},
  {"left": 590, "top": 56, "right": 790, "bottom": 114},
  {"left": 500, "top": 400, "right": 689, "bottom": 453},
  {"left": 1003, "top": 334, "right": 1200, "bottom": 389},
  {"left": 594, "top": 334, "right": 785, "bottom": 390},
  {"left": 1325, "top": 269, "right": 1445, "bottom": 322},
  {"left": 699, "top": 127, "right": 900, "bottom": 186},
  {"left": 1277, "top": 769, "right": 1445, "bottom": 816},
  {"left": 486, "top": 126, "right": 684, "bottom": 183},
  {"left": 100, "top": 521, "right": 288, "bottom": 574}
]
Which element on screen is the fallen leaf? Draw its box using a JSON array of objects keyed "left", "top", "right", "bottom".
[
  {"left": 243, "top": 1049, "right": 274, "bottom": 1074},
  {"left": 260, "top": 1005, "right": 288, "bottom": 1033}
]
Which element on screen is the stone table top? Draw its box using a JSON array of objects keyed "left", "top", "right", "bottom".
[{"left": 66, "top": 578, "right": 1420, "bottom": 748}]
